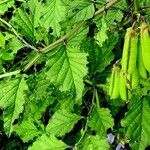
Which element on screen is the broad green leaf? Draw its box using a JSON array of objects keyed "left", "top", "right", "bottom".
[
  {"left": 0, "top": 32, "right": 5, "bottom": 48},
  {"left": 41, "top": 0, "right": 66, "bottom": 36},
  {"left": 105, "top": 9, "right": 124, "bottom": 25},
  {"left": 78, "top": 135, "right": 110, "bottom": 150},
  {"left": 88, "top": 106, "right": 114, "bottom": 136},
  {"left": 121, "top": 96, "right": 150, "bottom": 150},
  {"left": 0, "top": 0, "right": 14, "bottom": 14},
  {"left": 95, "top": 15, "right": 108, "bottom": 47},
  {"left": 67, "top": 25, "right": 89, "bottom": 47},
  {"left": 14, "top": 118, "right": 43, "bottom": 142},
  {"left": 6, "top": 37, "right": 24, "bottom": 54},
  {"left": 82, "top": 34, "right": 117, "bottom": 74},
  {"left": 0, "top": 77, "right": 28, "bottom": 136},
  {"left": 25, "top": 73, "right": 55, "bottom": 121},
  {"left": 46, "top": 46, "right": 88, "bottom": 102},
  {"left": 12, "top": 8, "right": 35, "bottom": 44},
  {"left": 69, "top": 0, "right": 95, "bottom": 24},
  {"left": 28, "top": 134, "right": 69, "bottom": 150},
  {"left": 11, "top": 0, "right": 42, "bottom": 44},
  {"left": 46, "top": 109, "right": 82, "bottom": 136}
]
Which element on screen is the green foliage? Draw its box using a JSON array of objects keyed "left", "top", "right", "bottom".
[
  {"left": 46, "top": 109, "right": 82, "bottom": 136},
  {"left": 88, "top": 106, "right": 114, "bottom": 136},
  {"left": 78, "top": 135, "right": 110, "bottom": 150},
  {"left": 45, "top": 46, "right": 88, "bottom": 102},
  {"left": 0, "top": 0, "right": 14, "bottom": 14},
  {"left": 121, "top": 96, "right": 150, "bottom": 150},
  {"left": 0, "top": 76, "right": 28, "bottom": 136},
  {"left": 0, "top": 0, "right": 150, "bottom": 149},
  {"left": 28, "top": 134, "right": 69, "bottom": 150}
]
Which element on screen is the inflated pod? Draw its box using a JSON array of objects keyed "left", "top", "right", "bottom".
[
  {"left": 121, "top": 27, "right": 138, "bottom": 74},
  {"left": 109, "top": 66, "right": 120, "bottom": 99},
  {"left": 119, "top": 71, "right": 127, "bottom": 101},
  {"left": 131, "top": 68, "right": 139, "bottom": 89},
  {"left": 137, "top": 39, "right": 147, "bottom": 79},
  {"left": 140, "top": 22, "right": 150, "bottom": 72}
]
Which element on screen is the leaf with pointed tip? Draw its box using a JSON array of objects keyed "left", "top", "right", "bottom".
[
  {"left": 78, "top": 135, "right": 110, "bottom": 150},
  {"left": 121, "top": 96, "right": 150, "bottom": 150},
  {"left": 0, "top": 0, "right": 14, "bottom": 14},
  {"left": 46, "top": 109, "right": 82, "bottom": 136},
  {"left": 41, "top": 0, "right": 66, "bottom": 36},
  {"left": 28, "top": 134, "right": 69, "bottom": 150},
  {"left": 14, "top": 118, "right": 43, "bottom": 142},
  {"left": 0, "top": 77, "right": 28, "bottom": 136},
  {"left": 69, "top": 0, "right": 94, "bottom": 24},
  {"left": 46, "top": 46, "right": 88, "bottom": 102},
  {"left": 95, "top": 15, "right": 108, "bottom": 47},
  {"left": 88, "top": 106, "right": 114, "bottom": 136},
  {"left": 11, "top": 0, "right": 42, "bottom": 44}
]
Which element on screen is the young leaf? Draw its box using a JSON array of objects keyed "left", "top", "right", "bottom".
[
  {"left": 41, "top": 0, "right": 67, "bottom": 36},
  {"left": 0, "top": 0, "right": 14, "bottom": 14},
  {"left": 28, "top": 134, "right": 69, "bottom": 150},
  {"left": 46, "top": 46, "right": 88, "bottom": 102},
  {"left": 46, "top": 109, "right": 82, "bottom": 137},
  {"left": 14, "top": 118, "right": 44, "bottom": 142},
  {"left": 0, "top": 32, "right": 5, "bottom": 48},
  {"left": 88, "top": 106, "right": 114, "bottom": 136},
  {"left": 78, "top": 135, "right": 110, "bottom": 150},
  {"left": 0, "top": 76, "right": 28, "bottom": 136},
  {"left": 121, "top": 96, "right": 150, "bottom": 150},
  {"left": 69, "top": 0, "right": 95, "bottom": 24},
  {"left": 95, "top": 15, "right": 108, "bottom": 47},
  {"left": 11, "top": 0, "right": 42, "bottom": 44}
]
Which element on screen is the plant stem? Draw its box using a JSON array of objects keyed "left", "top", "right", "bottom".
[
  {"left": 24, "top": 0, "right": 119, "bottom": 72},
  {"left": 0, "top": 70, "right": 20, "bottom": 79},
  {"left": 0, "top": 18, "right": 38, "bottom": 52}
]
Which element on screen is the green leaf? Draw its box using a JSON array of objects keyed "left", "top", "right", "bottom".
[
  {"left": 14, "top": 118, "right": 43, "bottom": 142},
  {"left": 95, "top": 15, "right": 108, "bottom": 47},
  {"left": 121, "top": 96, "right": 150, "bottom": 150},
  {"left": 88, "top": 106, "right": 114, "bottom": 136},
  {"left": 41, "top": 0, "right": 66, "bottom": 36},
  {"left": 28, "top": 134, "right": 69, "bottom": 150},
  {"left": 69, "top": 0, "right": 95, "bottom": 24},
  {"left": 82, "top": 34, "right": 117, "bottom": 74},
  {"left": 78, "top": 135, "right": 110, "bottom": 150},
  {"left": 0, "top": 77, "right": 28, "bottom": 136},
  {"left": 25, "top": 73, "right": 55, "bottom": 121},
  {"left": 0, "top": 0, "right": 14, "bottom": 14},
  {"left": 46, "top": 109, "right": 82, "bottom": 136},
  {"left": 11, "top": 0, "right": 42, "bottom": 44},
  {"left": 0, "top": 32, "right": 5, "bottom": 48},
  {"left": 105, "top": 9, "right": 124, "bottom": 25},
  {"left": 46, "top": 46, "right": 88, "bottom": 102},
  {"left": 67, "top": 25, "right": 89, "bottom": 47}
]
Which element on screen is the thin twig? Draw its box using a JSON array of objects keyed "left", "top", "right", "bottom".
[
  {"left": 0, "top": 70, "right": 20, "bottom": 79},
  {"left": 0, "top": 18, "right": 38, "bottom": 52}
]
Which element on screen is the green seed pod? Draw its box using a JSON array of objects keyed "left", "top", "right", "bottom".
[
  {"left": 122, "top": 28, "right": 138, "bottom": 74},
  {"left": 140, "top": 22, "right": 150, "bottom": 72},
  {"left": 109, "top": 66, "right": 120, "bottom": 99},
  {"left": 137, "top": 39, "right": 147, "bottom": 79},
  {"left": 131, "top": 68, "right": 139, "bottom": 89},
  {"left": 119, "top": 71, "right": 127, "bottom": 101}
]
